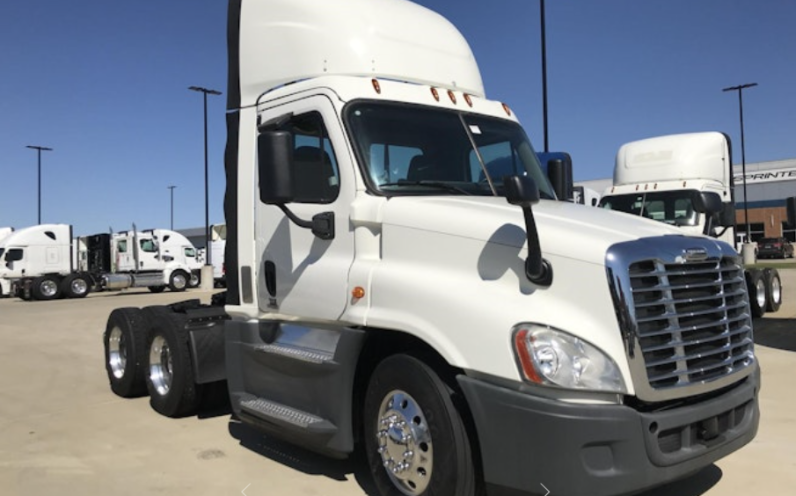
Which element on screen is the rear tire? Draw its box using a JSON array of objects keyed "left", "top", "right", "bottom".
[
  {"left": 364, "top": 354, "right": 477, "bottom": 496},
  {"left": 763, "top": 268, "right": 782, "bottom": 313},
  {"left": 103, "top": 307, "right": 150, "bottom": 397},
  {"left": 745, "top": 269, "right": 767, "bottom": 318},
  {"left": 31, "top": 275, "right": 61, "bottom": 301},
  {"left": 168, "top": 270, "right": 189, "bottom": 292},
  {"left": 143, "top": 306, "right": 201, "bottom": 417},
  {"left": 62, "top": 273, "right": 91, "bottom": 298}
]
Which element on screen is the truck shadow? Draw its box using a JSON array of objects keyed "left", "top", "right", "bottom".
[
  {"left": 753, "top": 317, "right": 796, "bottom": 352},
  {"left": 635, "top": 465, "right": 722, "bottom": 495},
  {"left": 227, "top": 420, "right": 380, "bottom": 495}
]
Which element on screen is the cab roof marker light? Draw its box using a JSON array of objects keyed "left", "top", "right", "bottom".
[
  {"left": 447, "top": 89, "right": 457, "bottom": 104},
  {"left": 502, "top": 103, "right": 512, "bottom": 116},
  {"left": 430, "top": 87, "right": 440, "bottom": 101},
  {"left": 464, "top": 93, "right": 473, "bottom": 107},
  {"left": 372, "top": 78, "right": 381, "bottom": 94}
]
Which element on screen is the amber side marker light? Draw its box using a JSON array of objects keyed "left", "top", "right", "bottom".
[
  {"left": 448, "top": 90, "right": 457, "bottom": 104},
  {"left": 502, "top": 103, "right": 512, "bottom": 116},
  {"left": 352, "top": 286, "right": 366, "bottom": 299},
  {"left": 464, "top": 93, "right": 473, "bottom": 107},
  {"left": 430, "top": 87, "right": 440, "bottom": 101},
  {"left": 372, "top": 79, "right": 381, "bottom": 94},
  {"left": 514, "top": 329, "right": 542, "bottom": 383}
]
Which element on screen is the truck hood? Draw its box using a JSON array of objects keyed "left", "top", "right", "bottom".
[{"left": 381, "top": 196, "right": 685, "bottom": 266}]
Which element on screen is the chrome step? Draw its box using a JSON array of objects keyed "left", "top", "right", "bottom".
[{"left": 240, "top": 397, "right": 337, "bottom": 433}]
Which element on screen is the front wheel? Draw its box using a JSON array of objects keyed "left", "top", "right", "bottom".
[{"left": 364, "top": 354, "right": 477, "bottom": 496}]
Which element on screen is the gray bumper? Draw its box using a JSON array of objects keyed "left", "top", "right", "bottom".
[{"left": 458, "top": 369, "right": 759, "bottom": 496}]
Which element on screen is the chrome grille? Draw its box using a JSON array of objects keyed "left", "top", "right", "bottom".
[{"left": 628, "top": 257, "right": 754, "bottom": 390}]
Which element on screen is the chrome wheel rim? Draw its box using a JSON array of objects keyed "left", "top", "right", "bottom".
[
  {"left": 108, "top": 327, "right": 127, "bottom": 379},
  {"left": 149, "top": 335, "right": 173, "bottom": 396},
  {"left": 41, "top": 279, "right": 58, "bottom": 297},
  {"left": 71, "top": 278, "right": 88, "bottom": 295},
  {"left": 172, "top": 273, "right": 187, "bottom": 290},
  {"left": 755, "top": 279, "right": 766, "bottom": 308},
  {"left": 376, "top": 390, "right": 433, "bottom": 495},
  {"left": 771, "top": 276, "right": 781, "bottom": 304}
]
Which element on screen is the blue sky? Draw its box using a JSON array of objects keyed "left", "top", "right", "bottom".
[{"left": 1, "top": 0, "right": 794, "bottom": 236}]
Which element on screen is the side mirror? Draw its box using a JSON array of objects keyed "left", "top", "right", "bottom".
[
  {"left": 692, "top": 192, "right": 724, "bottom": 215},
  {"left": 504, "top": 174, "right": 540, "bottom": 207},
  {"left": 258, "top": 130, "right": 294, "bottom": 204},
  {"left": 718, "top": 202, "right": 736, "bottom": 228},
  {"left": 787, "top": 197, "right": 796, "bottom": 227}
]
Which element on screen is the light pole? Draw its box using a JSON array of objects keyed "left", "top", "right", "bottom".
[
  {"left": 168, "top": 185, "right": 176, "bottom": 230},
  {"left": 188, "top": 86, "right": 222, "bottom": 280},
  {"left": 540, "top": 0, "right": 549, "bottom": 152},
  {"left": 722, "top": 83, "right": 757, "bottom": 248},
  {"left": 26, "top": 145, "right": 53, "bottom": 225}
]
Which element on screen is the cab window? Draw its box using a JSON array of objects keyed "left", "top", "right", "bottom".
[
  {"left": 290, "top": 112, "right": 340, "bottom": 203},
  {"left": 184, "top": 247, "right": 196, "bottom": 258},
  {"left": 5, "top": 248, "right": 23, "bottom": 262},
  {"left": 117, "top": 240, "right": 127, "bottom": 253},
  {"left": 140, "top": 239, "right": 157, "bottom": 253}
]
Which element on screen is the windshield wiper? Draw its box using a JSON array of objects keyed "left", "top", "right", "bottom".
[{"left": 379, "top": 181, "right": 472, "bottom": 195}]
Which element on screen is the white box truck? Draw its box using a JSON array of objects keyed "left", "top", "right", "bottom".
[
  {"left": 1, "top": 224, "right": 202, "bottom": 300},
  {"left": 599, "top": 131, "right": 795, "bottom": 318},
  {"left": 101, "top": 2, "right": 761, "bottom": 496}
]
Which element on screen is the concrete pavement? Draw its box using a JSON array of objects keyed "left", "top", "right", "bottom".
[{"left": 0, "top": 271, "right": 794, "bottom": 496}]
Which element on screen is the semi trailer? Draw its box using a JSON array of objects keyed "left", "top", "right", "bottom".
[
  {"left": 1, "top": 223, "right": 202, "bottom": 300},
  {"left": 102, "top": 2, "right": 761, "bottom": 496},
  {"left": 599, "top": 131, "right": 796, "bottom": 318}
]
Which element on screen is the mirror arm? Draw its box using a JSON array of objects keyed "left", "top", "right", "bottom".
[
  {"left": 519, "top": 206, "right": 553, "bottom": 287},
  {"left": 277, "top": 204, "right": 335, "bottom": 240}
]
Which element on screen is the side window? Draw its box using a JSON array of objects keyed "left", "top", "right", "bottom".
[
  {"left": 184, "top": 247, "right": 196, "bottom": 258},
  {"left": 117, "top": 240, "right": 128, "bottom": 253},
  {"left": 290, "top": 112, "right": 340, "bottom": 203},
  {"left": 140, "top": 239, "right": 157, "bottom": 253},
  {"left": 5, "top": 248, "right": 24, "bottom": 262}
]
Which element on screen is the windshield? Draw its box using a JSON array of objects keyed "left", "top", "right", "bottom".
[
  {"left": 345, "top": 102, "right": 555, "bottom": 199},
  {"left": 599, "top": 190, "right": 701, "bottom": 226}
]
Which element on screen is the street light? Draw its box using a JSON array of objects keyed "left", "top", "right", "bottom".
[
  {"left": 188, "top": 86, "right": 222, "bottom": 278},
  {"left": 168, "top": 185, "right": 176, "bottom": 230},
  {"left": 722, "top": 82, "right": 758, "bottom": 248},
  {"left": 26, "top": 145, "right": 53, "bottom": 224},
  {"left": 540, "top": 0, "right": 549, "bottom": 152}
]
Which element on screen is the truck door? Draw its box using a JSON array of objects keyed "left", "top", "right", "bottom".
[
  {"left": 255, "top": 96, "right": 355, "bottom": 320},
  {"left": 115, "top": 235, "right": 135, "bottom": 272}
]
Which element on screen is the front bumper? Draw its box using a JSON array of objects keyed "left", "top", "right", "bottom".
[{"left": 458, "top": 369, "right": 759, "bottom": 496}]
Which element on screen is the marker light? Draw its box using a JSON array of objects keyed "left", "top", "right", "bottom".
[
  {"left": 502, "top": 103, "right": 512, "bottom": 116},
  {"left": 430, "top": 87, "right": 440, "bottom": 101},
  {"left": 372, "top": 79, "right": 381, "bottom": 94},
  {"left": 352, "top": 286, "right": 365, "bottom": 299},
  {"left": 447, "top": 90, "right": 457, "bottom": 104},
  {"left": 464, "top": 93, "right": 473, "bottom": 107}
]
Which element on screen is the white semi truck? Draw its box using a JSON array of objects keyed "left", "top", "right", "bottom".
[
  {"left": 101, "top": 2, "right": 761, "bottom": 496},
  {"left": 0, "top": 227, "right": 15, "bottom": 296},
  {"left": 1, "top": 224, "right": 202, "bottom": 300},
  {"left": 599, "top": 132, "right": 795, "bottom": 318},
  {"left": 197, "top": 223, "right": 227, "bottom": 287}
]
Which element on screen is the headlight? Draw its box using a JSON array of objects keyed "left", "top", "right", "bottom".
[{"left": 512, "top": 324, "right": 626, "bottom": 393}]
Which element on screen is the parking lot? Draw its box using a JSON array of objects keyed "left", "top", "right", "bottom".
[{"left": 1, "top": 271, "right": 795, "bottom": 496}]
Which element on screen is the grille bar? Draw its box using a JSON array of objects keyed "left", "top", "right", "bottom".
[
  {"left": 645, "top": 339, "right": 752, "bottom": 368},
  {"left": 643, "top": 326, "right": 751, "bottom": 352},
  {"left": 635, "top": 300, "right": 748, "bottom": 323},
  {"left": 634, "top": 288, "right": 747, "bottom": 308},
  {"left": 632, "top": 314, "right": 750, "bottom": 339}
]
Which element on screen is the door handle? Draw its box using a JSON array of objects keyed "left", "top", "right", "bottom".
[{"left": 264, "top": 260, "right": 276, "bottom": 297}]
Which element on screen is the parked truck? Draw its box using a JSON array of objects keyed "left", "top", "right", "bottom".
[
  {"left": 101, "top": 2, "right": 761, "bottom": 496},
  {"left": 197, "top": 223, "right": 227, "bottom": 287},
  {"left": 1, "top": 223, "right": 202, "bottom": 300},
  {"left": 599, "top": 131, "right": 796, "bottom": 318},
  {"left": 0, "top": 226, "right": 15, "bottom": 296}
]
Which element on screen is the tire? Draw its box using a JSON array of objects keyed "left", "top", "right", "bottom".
[
  {"left": 103, "top": 307, "right": 150, "bottom": 398},
  {"left": 763, "top": 268, "right": 782, "bottom": 313},
  {"left": 168, "top": 270, "right": 189, "bottom": 292},
  {"left": 31, "top": 275, "right": 61, "bottom": 301},
  {"left": 364, "top": 354, "right": 477, "bottom": 496},
  {"left": 143, "top": 306, "right": 201, "bottom": 417},
  {"left": 148, "top": 286, "right": 166, "bottom": 294},
  {"left": 745, "top": 269, "right": 767, "bottom": 318},
  {"left": 189, "top": 271, "right": 200, "bottom": 288},
  {"left": 61, "top": 273, "right": 91, "bottom": 298}
]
